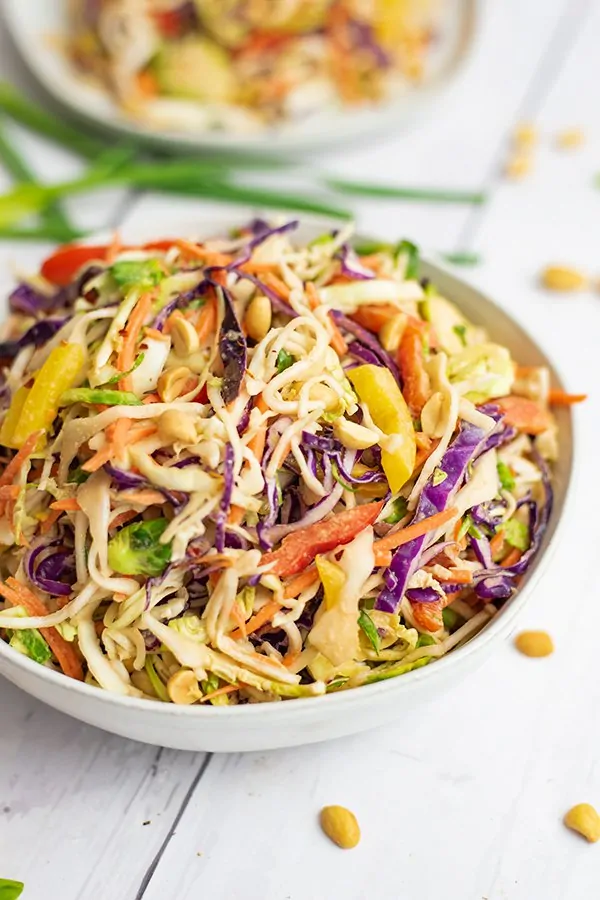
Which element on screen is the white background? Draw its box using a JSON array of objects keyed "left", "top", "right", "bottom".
[{"left": 0, "top": 1, "right": 599, "bottom": 898}]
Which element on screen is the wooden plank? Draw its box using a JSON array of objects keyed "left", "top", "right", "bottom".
[{"left": 0, "top": 680, "right": 205, "bottom": 898}]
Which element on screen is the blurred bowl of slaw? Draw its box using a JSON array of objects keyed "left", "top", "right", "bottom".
[
  {"left": 0, "top": 215, "right": 575, "bottom": 752},
  {"left": 3, "top": 0, "right": 476, "bottom": 154}
]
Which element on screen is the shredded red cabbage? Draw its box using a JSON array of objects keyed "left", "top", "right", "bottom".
[
  {"left": 0, "top": 318, "right": 67, "bottom": 360},
  {"left": 25, "top": 539, "right": 75, "bottom": 596},
  {"left": 217, "top": 285, "right": 247, "bottom": 405},
  {"left": 405, "top": 587, "right": 440, "bottom": 603},
  {"left": 214, "top": 443, "right": 234, "bottom": 553},
  {"left": 330, "top": 310, "right": 401, "bottom": 384},
  {"left": 376, "top": 420, "right": 486, "bottom": 613}
]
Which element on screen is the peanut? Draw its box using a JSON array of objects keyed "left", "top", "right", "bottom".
[
  {"left": 320, "top": 805, "right": 361, "bottom": 849},
  {"left": 158, "top": 410, "right": 198, "bottom": 445},
  {"left": 310, "top": 383, "right": 339, "bottom": 411},
  {"left": 564, "top": 804, "right": 600, "bottom": 843},
  {"left": 379, "top": 313, "right": 408, "bottom": 353},
  {"left": 514, "top": 630, "right": 554, "bottom": 657},
  {"left": 171, "top": 317, "right": 200, "bottom": 357},
  {"left": 556, "top": 128, "right": 584, "bottom": 150},
  {"left": 167, "top": 669, "right": 202, "bottom": 705},
  {"left": 505, "top": 153, "right": 532, "bottom": 179},
  {"left": 333, "top": 417, "right": 379, "bottom": 450},
  {"left": 513, "top": 122, "right": 537, "bottom": 148},
  {"left": 244, "top": 293, "right": 272, "bottom": 342},
  {"left": 540, "top": 265, "right": 588, "bottom": 292},
  {"left": 157, "top": 365, "right": 193, "bottom": 402}
]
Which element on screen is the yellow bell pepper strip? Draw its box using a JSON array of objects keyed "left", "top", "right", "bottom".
[
  {"left": 315, "top": 555, "right": 346, "bottom": 610},
  {"left": 347, "top": 364, "right": 416, "bottom": 493},
  {"left": 0, "top": 384, "right": 30, "bottom": 448},
  {"left": 10, "top": 343, "right": 84, "bottom": 448}
]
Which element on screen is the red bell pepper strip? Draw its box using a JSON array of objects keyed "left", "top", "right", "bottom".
[
  {"left": 40, "top": 239, "right": 181, "bottom": 286},
  {"left": 496, "top": 396, "right": 553, "bottom": 435},
  {"left": 260, "top": 501, "right": 384, "bottom": 578}
]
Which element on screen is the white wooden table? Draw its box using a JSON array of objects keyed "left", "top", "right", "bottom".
[{"left": 1, "top": 2, "right": 599, "bottom": 897}]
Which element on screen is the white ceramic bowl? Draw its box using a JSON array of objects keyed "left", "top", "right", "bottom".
[
  {"left": 0, "top": 216, "right": 574, "bottom": 752},
  {"left": 3, "top": 0, "right": 475, "bottom": 155}
]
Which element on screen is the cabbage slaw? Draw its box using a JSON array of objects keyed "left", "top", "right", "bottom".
[
  {"left": 66, "top": 0, "right": 437, "bottom": 133},
  {"left": 0, "top": 219, "right": 561, "bottom": 705}
]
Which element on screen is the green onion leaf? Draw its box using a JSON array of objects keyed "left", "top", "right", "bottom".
[
  {"left": 499, "top": 518, "right": 529, "bottom": 551},
  {"left": 497, "top": 460, "right": 516, "bottom": 491},
  {"left": 276, "top": 349, "right": 295, "bottom": 373},
  {"left": 443, "top": 252, "right": 481, "bottom": 266},
  {"left": 60, "top": 388, "right": 143, "bottom": 407},
  {"left": 442, "top": 607, "right": 460, "bottom": 630},
  {"left": 0, "top": 879, "right": 25, "bottom": 900},
  {"left": 325, "top": 176, "right": 486, "bottom": 205},
  {"left": 145, "top": 657, "right": 169, "bottom": 702},
  {"left": 432, "top": 468, "right": 447, "bottom": 486},
  {"left": 103, "top": 353, "right": 145, "bottom": 385},
  {"left": 416, "top": 632, "right": 436, "bottom": 647},
  {"left": 394, "top": 239, "right": 419, "bottom": 278},
  {"left": 110, "top": 259, "right": 165, "bottom": 290},
  {"left": 358, "top": 609, "right": 380, "bottom": 654},
  {"left": 383, "top": 496, "right": 409, "bottom": 524},
  {"left": 453, "top": 324, "right": 468, "bottom": 347}
]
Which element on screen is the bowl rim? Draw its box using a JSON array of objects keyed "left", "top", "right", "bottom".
[{"left": 0, "top": 220, "right": 577, "bottom": 720}]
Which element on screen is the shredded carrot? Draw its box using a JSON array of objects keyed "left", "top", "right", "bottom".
[
  {"left": 175, "top": 240, "right": 232, "bottom": 268},
  {"left": 119, "top": 490, "right": 166, "bottom": 506},
  {"left": 373, "top": 507, "right": 458, "bottom": 556},
  {"left": 0, "top": 485, "right": 21, "bottom": 499},
  {"left": 40, "top": 508, "right": 62, "bottom": 534},
  {"left": 190, "top": 553, "right": 233, "bottom": 569},
  {"left": 548, "top": 389, "right": 587, "bottom": 406},
  {"left": 305, "top": 282, "right": 320, "bottom": 311},
  {"left": 246, "top": 394, "right": 269, "bottom": 462},
  {"left": 227, "top": 505, "right": 246, "bottom": 526},
  {"left": 489, "top": 531, "right": 505, "bottom": 558},
  {"left": 239, "top": 261, "right": 279, "bottom": 275},
  {"left": 111, "top": 417, "right": 131, "bottom": 461},
  {"left": 109, "top": 510, "right": 139, "bottom": 530},
  {"left": 328, "top": 312, "right": 348, "bottom": 356},
  {"left": 230, "top": 599, "right": 282, "bottom": 641},
  {"left": 501, "top": 547, "right": 522, "bottom": 568},
  {"left": 283, "top": 649, "right": 300, "bottom": 668},
  {"left": 358, "top": 254, "right": 384, "bottom": 270},
  {"left": 81, "top": 444, "right": 114, "bottom": 473},
  {"left": 142, "top": 393, "right": 160, "bottom": 404},
  {"left": 0, "top": 431, "right": 42, "bottom": 488},
  {"left": 200, "top": 683, "right": 239, "bottom": 703},
  {"left": 196, "top": 295, "right": 217, "bottom": 344},
  {"left": 263, "top": 273, "right": 291, "bottom": 300},
  {"left": 125, "top": 423, "right": 157, "bottom": 445},
  {"left": 283, "top": 566, "right": 319, "bottom": 599},
  {"left": 415, "top": 438, "right": 440, "bottom": 470},
  {"left": 452, "top": 518, "right": 463, "bottom": 543},
  {"left": 397, "top": 318, "right": 431, "bottom": 415},
  {"left": 437, "top": 569, "right": 473, "bottom": 584},
  {"left": 0, "top": 577, "right": 83, "bottom": 680},
  {"left": 117, "top": 292, "right": 153, "bottom": 391},
  {"left": 106, "top": 230, "right": 122, "bottom": 264},
  {"left": 230, "top": 602, "right": 247, "bottom": 639},
  {"left": 373, "top": 550, "right": 393, "bottom": 567},
  {"left": 50, "top": 498, "right": 81, "bottom": 511},
  {"left": 136, "top": 69, "right": 158, "bottom": 97}
]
